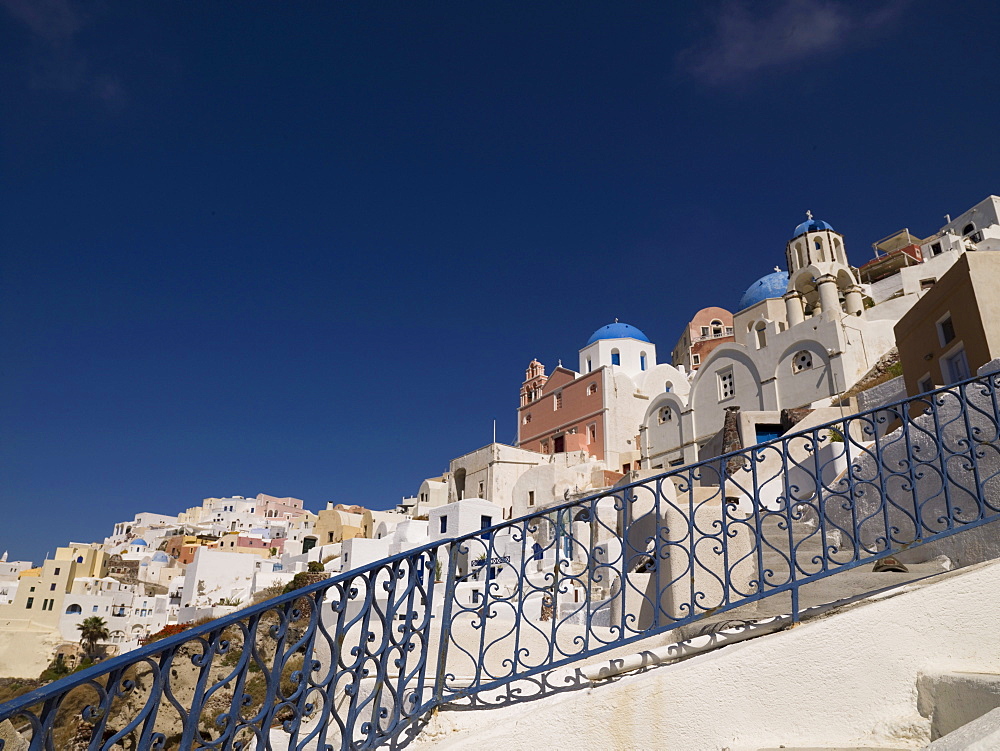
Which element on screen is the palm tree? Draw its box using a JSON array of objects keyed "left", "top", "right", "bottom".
[{"left": 77, "top": 616, "right": 110, "bottom": 659}]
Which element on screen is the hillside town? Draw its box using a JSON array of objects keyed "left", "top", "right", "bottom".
[{"left": 3, "top": 193, "right": 1000, "bottom": 684}]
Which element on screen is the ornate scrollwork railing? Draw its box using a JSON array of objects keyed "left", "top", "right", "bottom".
[{"left": 5, "top": 371, "right": 1000, "bottom": 749}]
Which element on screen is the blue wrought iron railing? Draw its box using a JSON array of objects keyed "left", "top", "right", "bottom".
[{"left": 5, "top": 370, "right": 1000, "bottom": 749}]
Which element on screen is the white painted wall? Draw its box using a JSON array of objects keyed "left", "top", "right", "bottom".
[
  {"left": 578, "top": 336, "right": 656, "bottom": 378},
  {"left": 178, "top": 547, "right": 256, "bottom": 613}
]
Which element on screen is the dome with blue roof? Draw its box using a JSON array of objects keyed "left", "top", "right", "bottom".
[
  {"left": 586, "top": 321, "right": 650, "bottom": 345},
  {"left": 793, "top": 217, "right": 835, "bottom": 237},
  {"left": 738, "top": 270, "right": 790, "bottom": 312},
  {"left": 131, "top": 538, "right": 148, "bottom": 547},
  {"left": 151, "top": 551, "right": 169, "bottom": 563}
]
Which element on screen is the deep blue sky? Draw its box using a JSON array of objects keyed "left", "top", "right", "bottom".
[{"left": 2, "top": 1, "right": 998, "bottom": 563}]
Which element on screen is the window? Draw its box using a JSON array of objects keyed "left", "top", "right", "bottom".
[
  {"left": 930, "top": 242, "right": 942, "bottom": 257},
  {"left": 25, "top": 597, "right": 33, "bottom": 609},
  {"left": 523, "top": 413, "right": 531, "bottom": 424},
  {"left": 793, "top": 351, "right": 813, "bottom": 372},
  {"left": 711, "top": 320, "right": 723, "bottom": 336},
  {"left": 640, "top": 352, "right": 647, "bottom": 371},
  {"left": 54, "top": 568, "right": 60, "bottom": 575},
  {"left": 480, "top": 515, "right": 493, "bottom": 531},
  {"left": 944, "top": 347, "right": 971, "bottom": 384},
  {"left": 439, "top": 516, "right": 448, "bottom": 534},
  {"left": 611, "top": 349, "right": 620, "bottom": 366},
  {"left": 586, "top": 357, "right": 592, "bottom": 372},
  {"left": 918, "top": 375, "right": 934, "bottom": 394},
  {"left": 471, "top": 589, "right": 481, "bottom": 604},
  {"left": 528, "top": 491, "right": 535, "bottom": 507},
  {"left": 692, "top": 354, "right": 701, "bottom": 366},
  {"left": 664, "top": 382, "right": 672, "bottom": 392},
  {"left": 701, "top": 326, "right": 709, "bottom": 336},
  {"left": 718, "top": 370, "right": 735, "bottom": 400},
  {"left": 587, "top": 383, "right": 597, "bottom": 395},
  {"left": 658, "top": 406, "right": 672, "bottom": 423},
  {"left": 478, "top": 482, "right": 484, "bottom": 497},
  {"left": 938, "top": 314, "right": 956, "bottom": 346},
  {"left": 541, "top": 440, "right": 549, "bottom": 453},
  {"left": 50, "top": 583, "right": 56, "bottom": 591},
  {"left": 962, "top": 223, "right": 975, "bottom": 236},
  {"left": 588, "top": 423, "right": 597, "bottom": 442},
  {"left": 920, "top": 278, "right": 936, "bottom": 291},
  {"left": 554, "top": 392, "right": 563, "bottom": 410}
]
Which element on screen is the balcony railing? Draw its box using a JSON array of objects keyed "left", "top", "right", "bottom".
[
  {"left": 4, "top": 371, "right": 1000, "bottom": 749},
  {"left": 692, "top": 330, "right": 734, "bottom": 343}
]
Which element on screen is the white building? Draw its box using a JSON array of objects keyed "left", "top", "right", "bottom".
[
  {"left": 639, "top": 209, "right": 980, "bottom": 468},
  {"left": 177, "top": 547, "right": 257, "bottom": 621}
]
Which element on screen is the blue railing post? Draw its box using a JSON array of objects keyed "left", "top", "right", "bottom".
[{"left": 433, "top": 542, "right": 459, "bottom": 704}]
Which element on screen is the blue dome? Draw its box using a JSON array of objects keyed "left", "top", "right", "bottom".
[
  {"left": 793, "top": 218, "right": 835, "bottom": 237},
  {"left": 586, "top": 322, "right": 650, "bottom": 345},
  {"left": 131, "top": 539, "right": 148, "bottom": 547},
  {"left": 151, "top": 551, "right": 169, "bottom": 563},
  {"left": 738, "top": 270, "right": 789, "bottom": 312}
]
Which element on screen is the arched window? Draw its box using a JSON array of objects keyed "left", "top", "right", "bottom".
[
  {"left": 587, "top": 383, "right": 597, "bottom": 395},
  {"left": 793, "top": 350, "right": 813, "bottom": 372},
  {"left": 711, "top": 319, "right": 723, "bottom": 336},
  {"left": 796, "top": 242, "right": 805, "bottom": 268},
  {"left": 962, "top": 223, "right": 975, "bottom": 236},
  {"left": 639, "top": 351, "right": 647, "bottom": 370},
  {"left": 611, "top": 348, "right": 620, "bottom": 366},
  {"left": 755, "top": 322, "right": 767, "bottom": 349},
  {"left": 586, "top": 357, "right": 592, "bottom": 372},
  {"left": 833, "top": 237, "right": 843, "bottom": 263},
  {"left": 814, "top": 237, "right": 825, "bottom": 262},
  {"left": 65, "top": 603, "right": 82, "bottom": 614},
  {"left": 664, "top": 381, "right": 672, "bottom": 393}
]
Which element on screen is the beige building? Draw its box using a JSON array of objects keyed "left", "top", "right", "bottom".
[
  {"left": 0, "top": 545, "right": 106, "bottom": 631},
  {"left": 0, "top": 545, "right": 108, "bottom": 677},
  {"left": 895, "top": 252, "right": 1000, "bottom": 396},
  {"left": 314, "top": 504, "right": 365, "bottom": 545}
]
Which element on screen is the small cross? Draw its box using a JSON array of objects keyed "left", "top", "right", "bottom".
[
  {"left": 774, "top": 266, "right": 781, "bottom": 273},
  {"left": 614, "top": 317, "right": 619, "bottom": 323},
  {"left": 806, "top": 210, "right": 813, "bottom": 220}
]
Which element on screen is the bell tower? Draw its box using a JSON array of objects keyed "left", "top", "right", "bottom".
[
  {"left": 520, "top": 359, "right": 547, "bottom": 407},
  {"left": 783, "top": 212, "right": 865, "bottom": 324}
]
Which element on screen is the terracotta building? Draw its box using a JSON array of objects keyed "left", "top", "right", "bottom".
[
  {"left": 670, "top": 307, "right": 735, "bottom": 373},
  {"left": 516, "top": 322, "right": 689, "bottom": 473}
]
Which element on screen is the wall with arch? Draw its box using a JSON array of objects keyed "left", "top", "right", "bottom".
[
  {"left": 688, "top": 344, "right": 765, "bottom": 443},
  {"left": 640, "top": 391, "right": 691, "bottom": 468}
]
